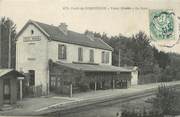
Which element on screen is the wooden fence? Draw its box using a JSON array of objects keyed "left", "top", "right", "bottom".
[{"left": 23, "top": 84, "right": 43, "bottom": 97}]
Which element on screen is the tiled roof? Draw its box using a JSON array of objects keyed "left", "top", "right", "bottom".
[
  {"left": 17, "top": 20, "right": 113, "bottom": 51},
  {"left": 0, "top": 69, "right": 24, "bottom": 78},
  {"left": 54, "top": 62, "right": 132, "bottom": 72}
]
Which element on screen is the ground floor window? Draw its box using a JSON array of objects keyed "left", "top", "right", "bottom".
[
  {"left": 50, "top": 76, "right": 56, "bottom": 87},
  {"left": 50, "top": 76, "right": 62, "bottom": 92},
  {"left": 57, "top": 78, "right": 61, "bottom": 87}
]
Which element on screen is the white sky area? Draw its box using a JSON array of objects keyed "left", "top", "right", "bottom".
[{"left": 1, "top": 0, "right": 180, "bottom": 53}]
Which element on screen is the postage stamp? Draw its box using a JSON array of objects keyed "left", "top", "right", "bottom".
[{"left": 149, "top": 9, "right": 175, "bottom": 40}]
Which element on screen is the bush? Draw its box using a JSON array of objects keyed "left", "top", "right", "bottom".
[
  {"left": 151, "top": 84, "right": 178, "bottom": 115},
  {"left": 121, "top": 108, "right": 163, "bottom": 117}
]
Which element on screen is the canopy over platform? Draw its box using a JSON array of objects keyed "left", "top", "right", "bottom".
[
  {"left": 49, "top": 62, "right": 133, "bottom": 96},
  {"left": 53, "top": 62, "right": 132, "bottom": 73},
  {"left": 0, "top": 69, "right": 24, "bottom": 78}
]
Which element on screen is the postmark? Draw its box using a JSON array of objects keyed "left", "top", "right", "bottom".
[{"left": 149, "top": 10, "right": 175, "bottom": 40}]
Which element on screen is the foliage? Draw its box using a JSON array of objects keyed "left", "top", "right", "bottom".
[
  {"left": 0, "top": 17, "right": 16, "bottom": 68},
  {"left": 151, "top": 84, "right": 178, "bottom": 115},
  {"left": 85, "top": 30, "right": 180, "bottom": 83},
  {"left": 120, "top": 85, "right": 178, "bottom": 117},
  {"left": 121, "top": 107, "right": 163, "bottom": 117}
]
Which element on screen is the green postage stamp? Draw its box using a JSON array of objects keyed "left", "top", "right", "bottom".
[{"left": 149, "top": 10, "right": 175, "bottom": 40}]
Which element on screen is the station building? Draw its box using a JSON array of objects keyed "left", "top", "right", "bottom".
[{"left": 16, "top": 20, "right": 138, "bottom": 96}]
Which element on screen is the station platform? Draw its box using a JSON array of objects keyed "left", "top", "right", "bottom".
[{"left": 0, "top": 81, "right": 180, "bottom": 116}]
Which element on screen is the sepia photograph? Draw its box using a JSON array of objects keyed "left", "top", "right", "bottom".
[{"left": 0, "top": 0, "right": 180, "bottom": 116}]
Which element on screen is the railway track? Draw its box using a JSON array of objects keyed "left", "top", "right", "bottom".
[{"left": 42, "top": 85, "right": 180, "bottom": 116}]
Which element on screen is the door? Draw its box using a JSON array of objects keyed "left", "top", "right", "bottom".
[
  {"left": 50, "top": 76, "right": 57, "bottom": 92},
  {"left": 3, "top": 79, "right": 10, "bottom": 104},
  {"left": 29, "top": 70, "right": 35, "bottom": 86}
]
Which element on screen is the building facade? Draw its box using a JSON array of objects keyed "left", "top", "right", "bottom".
[{"left": 16, "top": 20, "right": 135, "bottom": 95}]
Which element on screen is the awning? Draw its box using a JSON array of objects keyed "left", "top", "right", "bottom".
[
  {"left": 53, "top": 62, "right": 132, "bottom": 72},
  {"left": 0, "top": 69, "right": 24, "bottom": 78}
]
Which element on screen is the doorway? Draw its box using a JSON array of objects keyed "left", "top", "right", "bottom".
[
  {"left": 3, "top": 79, "right": 10, "bottom": 104},
  {"left": 29, "top": 70, "right": 35, "bottom": 86}
]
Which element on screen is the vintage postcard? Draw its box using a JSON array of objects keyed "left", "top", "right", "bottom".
[{"left": 0, "top": 0, "right": 180, "bottom": 117}]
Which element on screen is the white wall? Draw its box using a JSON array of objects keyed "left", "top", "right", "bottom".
[
  {"left": 131, "top": 70, "right": 138, "bottom": 85},
  {"left": 48, "top": 41, "right": 112, "bottom": 65},
  {"left": 16, "top": 24, "right": 49, "bottom": 94},
  {"left": 16, "top": 23, "right": 113, "bottom": 94}
]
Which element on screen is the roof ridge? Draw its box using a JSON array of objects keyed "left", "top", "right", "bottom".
[
  {"left": 30, "top": 20, "right": 98, "bottom": 38},
  {"left": 31, "top": 20, "right": 58, "bottom": 29},
  {"left": 16, "top": 20, "right": 113, "bottom": 51},
  {"left": 31, "top": 20, "right": 81, "bottom": 34}
]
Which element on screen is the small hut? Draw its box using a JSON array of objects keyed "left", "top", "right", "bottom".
[{"left": 0, "top": 69, "right": 24, "bottom": 108}]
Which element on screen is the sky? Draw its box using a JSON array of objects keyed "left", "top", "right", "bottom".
[{"left": 1, "top": 0, "right": 180, "bottom": 53}]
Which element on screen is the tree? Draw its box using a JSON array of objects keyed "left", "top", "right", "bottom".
[
  {"left": 85, "top": 30, "right": 179, "bottom": 83},
  {"left": 0, "top": 17, "right": 16, "bottom": 68},
  {"left": 131, "top": 32, "right": 155, "bottom": 73}
]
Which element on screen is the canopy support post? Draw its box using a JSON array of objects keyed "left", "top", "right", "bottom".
[
  {"left": 70, "top": 83, "right": 72, "bottom": 98},
  {"left": 112, "top": 79, "right": 115, "bottom": 89},
  {"left": 94, "top": 82, "right": 97, "bottom": 92}
]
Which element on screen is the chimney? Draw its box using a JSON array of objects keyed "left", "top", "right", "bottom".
[
  {"left": 58, "top": 23, "right": 68, "bottom": 35},
  {"left": 86, "top": 31, "right": 94, "bottom": 41}
]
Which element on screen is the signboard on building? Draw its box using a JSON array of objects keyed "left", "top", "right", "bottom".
[{"left": 23, "top": 36, "right": 41, "bottom": 42}]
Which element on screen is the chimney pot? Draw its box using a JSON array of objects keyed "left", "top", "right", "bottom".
[
  {"left": 86, "top": 31, "right": 94, "bottom": 41},
  {"left": 58, "top": 23, "right": 68, "bottom": 35}
]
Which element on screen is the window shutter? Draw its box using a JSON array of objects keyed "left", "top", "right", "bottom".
[
  {"left": 81, "top": 48, "right": 83, "bottom": 61},
  {"left": 78, "top": 48, "right": 80, "bottom": 61},
  {"left": 58, "top": 44, "right": 62, "bottom": 59},
  {"left": 64, "top": 45, "right": 67, "bottom": 59},
  {"left": 90, "top": 49, "right": 94, "bottom": 62},
  {"left": 106, "top": 52, "right": 109, "bottom": 63},
  {"left": 102, "top": 51, "right": 104, "bottom": 63},
  {"left": 78, "top": 48, "right": 83, "bottom": 62}
]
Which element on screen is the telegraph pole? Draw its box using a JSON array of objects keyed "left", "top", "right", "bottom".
[
  {"left": 0, "top": 21, "right": 1, "bottom": 68},
  {"left": 118, "top": 49, "right": 121, "bottom": 67}
]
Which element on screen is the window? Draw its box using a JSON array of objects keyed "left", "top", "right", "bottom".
[
  {"left": 57, "top": 78, "right": 61, "bottom": 87},
  {"left": 101, "top": 51, "right": 109, "bottom": 64},
  {"left": 27, "top": 43, "right": 36, "bottom": 60},
  {"left": 78, "top": 47, "right": 83, "bottom": 62},
  {"left": 29, "top": 70, "right": 35, "bottom": 86},
  {"left": 102, "top": 51, "right": 105, "bottom": 63},
  {"left": 105, "top": 52, "right": 109, "bottom": 63},
  {"left": 89, "top": 49, "right": 94, "bottom": 63},
  {"left": 31, "top": 30, "right": 34, "bottom": 35},
  {"left": 58, "top": 44, "right": 66, "bottom": 60},
  {"left": 50, "top": 76, "right": 56, "bottom": 87}
]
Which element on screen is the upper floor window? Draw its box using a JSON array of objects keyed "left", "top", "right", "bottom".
[
  {"left": 27, "top": 43, "right": 36, "bottom": 60},
  {"left": 31, "top": 30, "right": 34, "bottom": 35},
  {"left": 106, "top": 52, "right": 109, "bottom": 63},
  {"left": 78, "top": 47, "right": 83, "bottom": 62},
  {"left": 89, "top": 49, "right": 94, "bottom": 63},
  {"left": 102, "top": 51, "right": 105, "bottom": 63},
  {"left": 58, "top": 44, "right": 66, "bottom": 60},
  {"left": 101, "top": 51, "right": 109, "bottom": 64}
]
